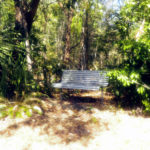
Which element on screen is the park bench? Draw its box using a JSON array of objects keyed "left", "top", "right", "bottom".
[{"left": 52, "top": 70, "right": 109, "bottom": 100}]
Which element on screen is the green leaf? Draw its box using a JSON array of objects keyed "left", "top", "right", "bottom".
[{"left": 137, "top": 86, "right": 145, "bottom": 94}]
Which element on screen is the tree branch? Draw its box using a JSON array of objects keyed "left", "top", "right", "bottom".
[{"left": 70, "top": 41, "right": 81, "bottom": 50}]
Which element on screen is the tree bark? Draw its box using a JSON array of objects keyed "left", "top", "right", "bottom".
[
  {"left": 64, "top": 11, "right": 72, "bottom": 64},
  {"left": 81, "top": 10, "right": 89, "bottom": 70},
  {"left": 14, "top": 0, "right": 40, "bottom": 71},
  {"left": 58, "top": 1, "right": 74, "bottom": 67},
  {"left": 14, "top": 0, "right": 40, "bottom": 33}
]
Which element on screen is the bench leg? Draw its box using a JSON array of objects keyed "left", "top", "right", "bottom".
[
  {"left": 101, "top": 88, "right": 104, "bottom": 103},
  {"left": 60, "top": 89, "right": 63, "bottom": 100}
]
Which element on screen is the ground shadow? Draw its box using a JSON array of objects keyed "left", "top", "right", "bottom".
[
  {"left": 0, "top": 95, "right": 109, "bottom": 145},
  {"left": 1, "top": 91, "right": 144, "bottom": 146},
  {"left": 61, "top": 91, "right": 145, "bottom": 117},
  {"left": 62, "top": 91, "right": 115, "bottom": 111}
]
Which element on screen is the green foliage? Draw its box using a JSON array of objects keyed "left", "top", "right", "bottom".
[
  {"left": 108, "top": 68, "right": 150, "bottom": 108},
  {"left": 0, "top": 1, "right": 32, "bottom": 98},
  {"left": 0, "top": 93, "right": 45, "bottom": 119},
  {"left": 71, "top": 14, "right": 83, "bottom": 35},
  {"left": 0, "top": 103, "right": 43, "bottom": 119},
  {"left": 106, "top": 0, "right": 150, "bottom": 111},
  {"left": 0, "top": 28, "right": 31, "bottom": 98}
]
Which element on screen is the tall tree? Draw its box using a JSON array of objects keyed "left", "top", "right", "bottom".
[
  {"left": 80, "top": 0, "right": 103, "bottom": 70},
  {"left": 58, "top": 0, "right": 77, "bottom": 66},
  {"left": 14, "top": 0, "right": 40, "bottom": 71},
  {"left": 81, "top": 5, "right": 90, "bottom": 70}
]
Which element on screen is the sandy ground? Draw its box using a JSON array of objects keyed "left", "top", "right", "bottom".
[{"left": 0, "top": 91, "right": 150, "bottom": 150}]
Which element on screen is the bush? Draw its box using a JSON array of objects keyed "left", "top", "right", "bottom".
[{"left": 107, "top": 69, "right": 150, "bottom": 109}]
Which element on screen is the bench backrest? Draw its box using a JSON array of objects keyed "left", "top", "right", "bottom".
[{"left": 61, "top": 70, "right": 108, "bottom": 87}]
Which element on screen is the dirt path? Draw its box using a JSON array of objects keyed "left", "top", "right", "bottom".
[{"left": 0, "top": 91, "right": 150, "bottom": 150}]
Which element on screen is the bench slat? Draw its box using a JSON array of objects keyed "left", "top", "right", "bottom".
[
  {"left": 52, "top": 83, "right": 100, "bottom": 90},
  {"left": 52, "top": 70, "right": 109, "bottom": 90}
]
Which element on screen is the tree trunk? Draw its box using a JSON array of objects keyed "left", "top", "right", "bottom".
[
  {"left": 81, "top": 27, "right": 86, "bottom": 70},
  {"left": 58, "top": 1, "right": 74, "bottom": 67},
  {"left": 81, "top": 10, "right": 89, "bottom": 70},
  {"left": 63, "top": 11, "right": 73, "bottom": 65},
  {"left": 25, "top": 38, "right": 32, "bottom": 71},
  {"left": 14, "top": 0, "right": 40, "bottom": 71}
]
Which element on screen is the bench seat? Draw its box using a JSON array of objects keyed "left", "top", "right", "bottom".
[
  {"left": 52, "top": 83, "right": 101, "bottom": 90},
  {"left": 52, "top": 70, "right": 109, "bottom": 90},
  {"left": 52, "top": 70, "right": 109, "bottom": 100}
]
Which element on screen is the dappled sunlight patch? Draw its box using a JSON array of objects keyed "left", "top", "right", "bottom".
[
  {"left": 29, "top": 92, "right": 49, "bottom": 98},
  {"left": 0, "top": 95, "right": 104, "bottom": 146}
]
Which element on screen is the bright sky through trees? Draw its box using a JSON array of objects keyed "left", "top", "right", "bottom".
[{"left": 104, "top": 0, "right": 124, "bottom": 10}]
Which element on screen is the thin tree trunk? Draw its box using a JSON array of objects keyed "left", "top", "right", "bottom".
[
  {"left": 81, "top": 10, "right": 89, "bottom": 70},
  {"left": 64, "top": 11, "right": 72, "bottom": 65},
  {"left": 100, "top": 52, "right": 103, "bottom": 69},
  {"left": 81, "top": 27, "right": 86, "bottom": 70},
  {"left": 25, "top": 38, "right": 32, "bottom": 71},
  {"left": 58, "top": 1, "right": 74, "bottom": 67}
]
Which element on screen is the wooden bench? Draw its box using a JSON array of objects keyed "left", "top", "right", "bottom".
[{"left": 52, "top": 70, "right": 109, "bottom": 100}]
